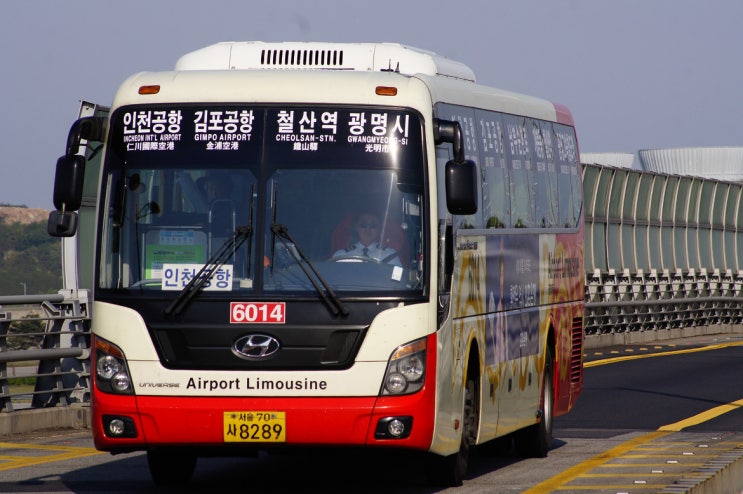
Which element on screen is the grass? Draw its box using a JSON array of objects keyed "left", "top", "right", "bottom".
[
  {"left": 4, "top": 375, "right": 36, "bottom": 399},
  {"left": 7, "top": 384, "right": 35, "bottom": 397},
  {"left": 7, "top": 376, "right": 36, "bottom": 386}
]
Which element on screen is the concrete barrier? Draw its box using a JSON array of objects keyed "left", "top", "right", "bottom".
[
  {"left": 0, "top": 404, "right": 90, "bottom": 436},
  {"left": 584, "top": 324, "right": 743, "bottom": 350},
  {"left": 661, "top": 446, "right": 743, "bottom": 493}
]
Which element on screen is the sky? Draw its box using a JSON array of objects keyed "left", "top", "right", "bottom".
[{"left": 2, "top": 0, "right": 742, "bottom": 209}]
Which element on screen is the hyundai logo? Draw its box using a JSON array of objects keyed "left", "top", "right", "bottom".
[{"left": 232, "top": 334, "right": 281, "bottom": 360}]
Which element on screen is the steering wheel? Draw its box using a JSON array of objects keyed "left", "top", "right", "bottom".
[{"left": 331, "top": 254, "right": 381, "bottom": 264}]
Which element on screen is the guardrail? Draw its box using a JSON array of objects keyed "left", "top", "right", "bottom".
[
  {"left": 0, "top": 290, "right": 90, "bottom": 413},
  {"left": 585, "top": 268, "right": 743, "bottom": 335}
]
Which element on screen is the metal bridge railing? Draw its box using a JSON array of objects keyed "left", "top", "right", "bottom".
[
  {"left": 0, "top": 290, "right": 90, "bottom": 413},
  {"left": 585, "top": 268, "right": 743, "bottom": 335}
]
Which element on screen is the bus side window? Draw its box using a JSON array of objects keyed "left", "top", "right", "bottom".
[
  {"left": 435, "top": 104, "right": 482, "bottom": 229},
  {"left": 475, "top": 109, "right": 508, "bottom": 229},
  {"left": 532, "top": 119, "right": 558, "bottom": 228},
  {"left": 504, "top": 115, "right": 535, "bottom": 228},
  {"left": 554, "top": 124, "right": 580, "bottom": 228}
]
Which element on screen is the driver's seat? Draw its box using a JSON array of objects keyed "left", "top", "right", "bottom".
[{"left": 330, "top": 213, "right": 409, "bottom": 266}]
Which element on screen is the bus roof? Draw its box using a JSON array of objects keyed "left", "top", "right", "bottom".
[
  {"left": 112, "top": 42, "right": 573, "bottom": 127},
  {"left": 175, "top": 41, "right": 477, "bottom": 83}
]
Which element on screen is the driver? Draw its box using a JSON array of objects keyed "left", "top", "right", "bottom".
[{"left": 333, "top": 212, "right": 401, "bottom": 266}]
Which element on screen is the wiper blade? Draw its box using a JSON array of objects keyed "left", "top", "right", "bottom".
[
  {"left": 164, "top": 225, "right": 252, "bottom": 317},
  {"left": 270, "top": 224, "right": 348, "bottom": 317}
]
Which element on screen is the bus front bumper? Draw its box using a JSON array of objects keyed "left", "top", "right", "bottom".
[{"left": 92, "top": 391, "right": 435, "bottom": 453}]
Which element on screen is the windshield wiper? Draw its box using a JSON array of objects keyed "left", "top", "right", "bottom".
[
  {"left": 164, "top": 224, "right": 252, "bottom": 317},
  {"left": 270, "top": 223, "right": 348, "bottom": 317}
]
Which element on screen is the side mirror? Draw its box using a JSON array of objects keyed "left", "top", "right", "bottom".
[
  {"left": 47, "top": 210, "right": 78, "bottom": 237},
  {"left": 435, "top": 118, "right": 479, "bottom": 215},
  {"left": 52, "top": 154, "right": 86, "bottom": 212},
  {"left": 445, "top": 159, "right": 478, "bottom": 215},
  {"left": 47, "top": 116, "right": 103, "bottom": 238}
]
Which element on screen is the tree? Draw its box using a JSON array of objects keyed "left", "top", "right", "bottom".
[{"left": 0, "top": 221, "right": 62, "bottom": 296}]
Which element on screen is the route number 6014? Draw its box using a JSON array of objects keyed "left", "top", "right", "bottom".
[{"left": 230, "top": 302, "right": 286, "bottom": 324}]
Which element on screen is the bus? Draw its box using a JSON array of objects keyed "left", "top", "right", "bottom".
[{"left": 48, "top": 41, "right": 584, "bottom": 487}]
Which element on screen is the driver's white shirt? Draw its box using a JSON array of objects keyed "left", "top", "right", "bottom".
[{"left": 333, "top": 242, "right": 401, "bottom": 266}]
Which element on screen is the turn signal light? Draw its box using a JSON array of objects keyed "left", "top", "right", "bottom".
[
  {"left": 138, "top": 85, "right": 161, "bottom": 95},
  {"left": 375, "top": 86, "right": 398, "bottom": 96}
]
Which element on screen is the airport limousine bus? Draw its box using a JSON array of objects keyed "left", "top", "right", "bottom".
[{"left": 48, "top": 42, "right": 584, "bottom": 486}]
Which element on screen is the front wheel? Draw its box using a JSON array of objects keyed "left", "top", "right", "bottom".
[
  {"left": 147, "top": 449, "right": 197, "bottom": 487},
  {"left": 515, "top": 346, "right": 554, "bottom": 458},
  {"left": 425, "top": 373, "right": 479, "bottom": 486}
]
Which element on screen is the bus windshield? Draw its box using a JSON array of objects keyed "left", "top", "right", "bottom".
[{"left": 97, "top": 105, "right": 426, "bottom": 296}]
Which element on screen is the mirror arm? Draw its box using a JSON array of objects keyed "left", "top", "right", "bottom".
[
  {"left": 65, "top": 116, "right": 106, "bottom": 157},
  {"left": 433, "top": 119, "right": 465, "bottom": 163}
]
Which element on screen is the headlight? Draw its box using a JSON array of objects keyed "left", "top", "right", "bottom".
[
  {"left": 95, "top": 337, "right": 134, "bottom": 395},
  {"left": 381, "top": 337, "right": 427, "bottom": 396},
  {"left": 385, "top": 373, "right": 408, "bottom": 394},
  {"left": 96, "top": 355, "right": 122, "bottom": 380},
  {"left": 111, "top": 373, "right": 132, "bottom": 393},
  {"left": 398, "top": 354, "right": 425, "bottom": 382}
]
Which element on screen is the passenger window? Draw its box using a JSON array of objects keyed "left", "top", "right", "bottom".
[
  {"left": 504, "top": 115, "right": 535, "bottom": 228},
  {"left": 475, "top": 109, "right": 508, "bottom": 229},
  {"left": 554, "top": 124, "right": 580, "bottom": 227},
  {"left": 532, "top": 120, "right": 558, "bottom": 228}
]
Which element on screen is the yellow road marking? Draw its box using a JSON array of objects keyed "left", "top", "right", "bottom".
[
  {"left": 522, "top": 431, "right": 670, "bottom": 493},
  {"left": 579, "top": 472, "right": 677, "bottom": 477},
  {"left": 527, "top": 341, "right": 743, "bottom": 492},
  {"left": 550, "top": 485, "right": 668, "bottom": 490},
  {"left": 0, "top": 442, "right": 101, "bottom": 471},
  {"left": 0, "top": 441, "right": 95, "bottom": 451},
  {"left": 585, "top": 339, "right": 743, "bottom": 368},
  {"left": 659, "top": 398, "right": 743, "bottom": 431},
  {"left": 596, "top": 462, "right": 705, "bottom": 467}
]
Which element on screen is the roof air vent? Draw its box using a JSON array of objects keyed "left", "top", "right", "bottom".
[{"left": 260, "top": 49, "right": 345, "bottom": 68}]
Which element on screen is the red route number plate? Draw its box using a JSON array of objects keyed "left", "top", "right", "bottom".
[
  {"left": 223, "top": 411, "right": 286, "bottom": 443},
  {"left": 230, "top": 302, "right": 286, "bottom": 324}
]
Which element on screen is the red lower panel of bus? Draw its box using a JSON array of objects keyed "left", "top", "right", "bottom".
[
  {"left": 555, "top": 379, "right": 582, "bottom": 417},
  {"left": 92, "top": 336, "right": 437, "bottom": 453},
  {"left": 92, "top": 333, "right": 438, "bottom": 453},
  {"left": 92, "top": 390, "right": 435, "bottom": 453}
]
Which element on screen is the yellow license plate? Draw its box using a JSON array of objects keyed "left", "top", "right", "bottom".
[{"left": 223, "top": 411, "right": 286, "bottom": 443}]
